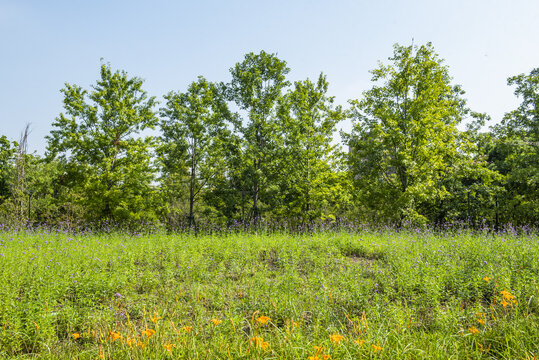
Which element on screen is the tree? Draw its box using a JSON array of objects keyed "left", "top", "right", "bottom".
[
  {"left": 227, "top": 51, "right": 290, "bottom": 223},
  {"left": 346, "top": 43, "right": 476, "bottom": 225},
  {"left": 160, "top": 77, "right": 235, "bottom": 227},
  {"left": 276, "top": 73, "right": 346, "bottom": 222},
  {"left": 491, "top": 68, "right": 539, "bottom": 224},
  {"left": 0, "top": 135, "right": 17, "bottom": 206},
  {"left": 46, "top": 63, "right": 159, "bottom": 221}
]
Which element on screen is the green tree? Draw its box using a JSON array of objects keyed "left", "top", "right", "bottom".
[
  {"left": 491, "top": 68, "right": 539, "bottom": 224},
  {"left": 0, "top": 135, "right": 17, "bottom": 206},
  {"left": 276, "top": 73, "right": 346, "bottom": 222},
  {"left": 227, "top": 51, "right": 290, "bottom": 223},
  {"left": 160, "top": 77, "right": 235, "bottom": 227},
  {"left": 346, "top": 43, "right": 477, "bottom": 225},
  {"left": 46, "top": 63, "right": 159, "bottom": 221}
]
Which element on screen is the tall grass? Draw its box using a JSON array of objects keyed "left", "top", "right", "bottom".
[{"left": 0, "top": 228, "right": 537, "bottom": 359}]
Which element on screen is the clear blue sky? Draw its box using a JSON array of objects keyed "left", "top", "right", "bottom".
[{"left": 1, "top": 0, "right": 538, "bottom": 153}]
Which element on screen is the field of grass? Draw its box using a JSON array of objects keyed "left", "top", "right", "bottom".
[{"left": 0, "top": 228, "right": 538, "bottom": 359}]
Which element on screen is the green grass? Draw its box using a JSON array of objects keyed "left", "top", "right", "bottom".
[{"left": 0, "top": 229, "right": 538, "bottom": 359}]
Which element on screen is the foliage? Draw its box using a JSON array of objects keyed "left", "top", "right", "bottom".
[
  {"left": 227, "top": 51, "right": 290, "bottom": 222},
  {"left": 490, "top": 68, "right": 539, "bottom": 225},
  {"left": 346, "top": 43, "right": 491, "bottom": 225},
  {"left": 160, "top": 77, "right": 235, "bottom": 226},
  {"left": 46, "top": 63, "right": 159, "bottom": 222},
  {"left": 0, "top": 136, "right": 16, "bottom": 205},
  {"left": 275, "top": 73, "right": 347, "bottom": 222}
]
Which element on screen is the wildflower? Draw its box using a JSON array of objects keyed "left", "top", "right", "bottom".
[
  {"left": 151, "top": 315, "right": 162, "bottom": 323},
  {"left": 142, "top": 328, "right": 155, "bottom": 337},
  {"left": 354, "top": 338, "right": 365, "bottom": 346},
  {"left": 137, "top": 340, "right": 146, "bottom": 349},
  {"left": 469, "top": 326, "right": 479, "bottom": 334},
  {"left": 163, "top": 343, "right": 176, "bottom": 352},
  {"left": 476, "top": 312, "right": 486, "bottom": 325},
  {"left": 73, "top": 333, "right": 81, "bottom": 339},
  {"left": 323, "top": 355, "right": 331, "bottom": 360},
  {"left": 109, "top": 331, "right": 121, "bottom": 341},
  {"left": 251, "top": 336, "right": 269, "bottom": 349},
  {"left": 256, "top": 315, "right": 271, "bottom": 325},
  {"left": 125, "top": 337, "right": 135, "bottom": 347},
  {"left": 371, "top": 344, "right": 383, "bottom": 353},
  {"left": 211, "top": 318, "right": 222, "bottom": 326},
  {"left": 313, "top": 345, "right": 324, "bottom": 354},
  {"left": 329, "top": 333, "right": 344, "bottom": 344},
  {"left": 308, "top": 357, "right": 321, "bottom": 360},
  {"left": 500, "top": 290, "right": 514, "bottom": 301},
  {"left": 181, "top": 326, "right": 193, "bottom": 333},
  {"left": 483, "top": 277, "right": 491, "bottom": 283}
]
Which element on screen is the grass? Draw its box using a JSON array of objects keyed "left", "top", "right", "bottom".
[{"left": 0, "top": 228, "right": 538, "bottom": 359}]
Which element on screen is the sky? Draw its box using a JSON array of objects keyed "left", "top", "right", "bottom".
[{"left": 1, "top": 0, "right": 539, "bottom": 154}]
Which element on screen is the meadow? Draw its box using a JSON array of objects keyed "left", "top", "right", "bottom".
[{"left": 0, "top": 227, "right": 538, "bottom": 359}]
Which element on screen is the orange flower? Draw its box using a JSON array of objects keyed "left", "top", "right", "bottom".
[
  {"left": 151, "top": 315, "right": 162, "bottom": 323},
  {"left": 329, "top": 333, "right": 344, "bottom": 343},
  {"left": 476, "top": 312, "right": 486, "bottom": 325},
  {"left": 125, "top": 337, "right": 135, "bottom": 347},
  {"left": 109, "top": 331, "right": 121, "bottom": 341},
  {"left": 72, "top": 333, "right": 81, "bottom": 339},
  {"left": 137, "top": 340, "right": 146, "bottom": 349},
  {"left": 163, "top": 343, "right": 176, "bottom": 352},
  {"left": 181, "top": 326, "right": 193, "bottom": 333},
  {"left": 354, "top": 338, "right": 365, "bottom": 346},
  {"left": 256, "top": 315, "right": 271, "bottom": 325},
  {"left": 211, "top": 318, "right": 222, "bottom": 326},
  {"left": 469, "top": 326, "right": 479, "bottom": 334},
  {"left": 483, "top": 277, "right": 491, "bottom": 283},
  {"left": 323, "top": 355, "right": 331, "bottom": 359},
  {"left": 313, "top": 345, "right": 324, "bottom": 354},
  {"left": 142, "top": 328, "right": 155, "bottom": 337},
  {"left": 371, "top": 344, "right": 383, "bottom": 353},
  {"left": 250, "top": 336, "right": 269, "bottom": 349}
]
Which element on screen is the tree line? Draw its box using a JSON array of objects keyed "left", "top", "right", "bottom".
[{"left": 0, "top": 43, "right": 537, "bottom": 228}]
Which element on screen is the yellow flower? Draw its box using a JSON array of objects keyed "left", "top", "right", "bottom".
[
  {"left": 313, "top": 345, "right": 324, "bottom": 354},
  {"left": 323, "top": 355, "right": 331, "bottom": 360},
  {"left": 163, "top": 343, "right": 176, "bottom": 352},
  {"left": 211, "top": 318, "right": 222, "bottom": 326},
  {"left": 150, "top": 315, "right": 162, "bottom": 323},
  {"left": 142, "top": 328, "right": 155, "bottom": 337},
  {"left": 181, "top": 326, "right": 193, "bottom": 333},
  {"left": 354, "top": 338, "right": 365, "bottom": 346},
  {"left": 483, "top": 277, "right": 491, "bottom": 282},
  {"left": 73, "top": 333, "right": 81, "bottom": 339},
  {"left": 137, "top": 340, "right": 146, "bottom": 349},
  {"left": 469, "top": 326, "right": 479, "bottom": 334},
  {"left": 256, "top": 315, "right": 271, "bottom": 325},
  {"left": 329, "top": 333, "right": 344, "bottom": 343},
  {"left": 308, "top": 357, "right": 321, "bottom": 360},
  {"left": 371, "top": 344, "right": 383, "bottom": 353}
]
